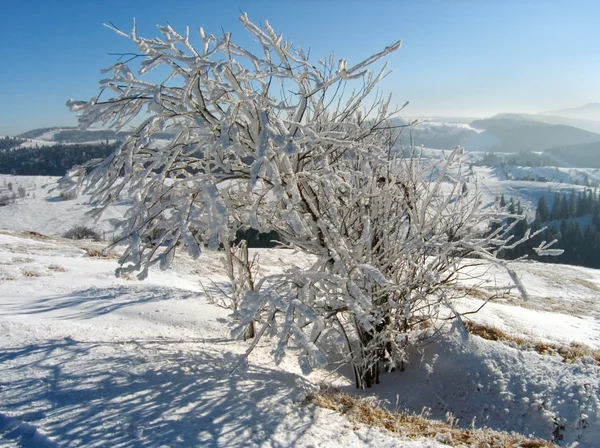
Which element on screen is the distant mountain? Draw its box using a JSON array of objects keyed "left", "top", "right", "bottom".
[
  {"left": 389, "top": 118, "right": 482, "bottom": 150},
  {"left": 545, "top": 140, "right": 600, "bottom": 168},
  {"left": 495, "top": 112, "right": 600, "bottom": 134},
  {"left": 470, "top": 116, "right": 600, "bottom": 152},
  {"left": 16, "top": 127, "right": 72, "bottom": 140},
  {"left": 542, "top": 103, "right": 600, "bottom": 121},
  {"left": 15, "top": 127, "right": 175, "bottom": 145}
]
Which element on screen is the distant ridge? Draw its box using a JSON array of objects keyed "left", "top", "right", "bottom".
[
  {"left": 471, "top": 116, "right": 600, "bottom": 152},
  {"left": 493, "top": 112, "right": 600, "bottom": 134},
  {"left": 15, "top": 127, "right": 175, "bottom": 144},
  {"left": 542, "top": 103, "right": 600, "bottom": 121}
]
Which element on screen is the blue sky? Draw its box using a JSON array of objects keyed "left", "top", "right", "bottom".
[{"left": 1, "top": 0, "right": 599, "bottom": 135}]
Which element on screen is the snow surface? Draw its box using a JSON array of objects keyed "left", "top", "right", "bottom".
[
  {"left": 10, "top": 126, "right": 170, "bottom": 150},
  {"left": 0, "top": 176, "right": 128, "bottom": 237},
  {"left": 0, "top": 231, "right": 450, "bottom": 447},
  {"left": 12, "top": 139, "right": 120, "bottom": 149},
  {"left": 1, "top": 171, "right": 600, "bottom": 446}
]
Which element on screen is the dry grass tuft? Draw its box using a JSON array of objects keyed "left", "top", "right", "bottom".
[
  {"left": 572, "top": 277, "right": 600, "bottom": 292},
  {"left": 21, "top": 270, "right": 45, "bottom": 278},
  {"left": 465, "top": 287, "right": 492, "bottom": 300},
  {"left": 0, "top": 270, "right": 16, "bottom": 281},
  {"left": 309, "top": 387, "right": 555, "bottom": 447},
  {"left": 47, "top": 264, "right": 66, "bottom": 273},
  {"left": 557, "top": 343, "right": 600, "bottom": 364},
  {"left": 85, "top": 249, "right": 119, "bottom": 259},
  {"left": 464, "top": 322, "right": 600, "bottom": 365},
  {"left": 119, "top": 273, "right": 135, "bottom": 281},
  {"left": 11, "top": 257, "right": 34, "bottom": 264},
  {"left": 20, "top": 231, "right": 51, "bottom": 240}
]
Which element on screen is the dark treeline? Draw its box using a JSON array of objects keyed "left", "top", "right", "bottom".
[
  {"left": 0, "top": 142, "right": 118, "bottom": 176},
  {"left": 476, "top": 151, "right": 556, "bottom": 168},
  {"left": 0, "top": 137, "right": 26, "bottom": 151},
  {"left": 475, "top": 147, "right": 600, "bottom": 170},
  {"left": 499, "top": 190, "right": 600, "bottom": 268},
  {"left": 234, "top": 228, "right": 282, "bottom": 248}
]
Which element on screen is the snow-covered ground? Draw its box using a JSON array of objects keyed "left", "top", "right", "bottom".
[
  {"left": 12, "top": 139, "right": 120, "bottom": 149},
  {"left": 0, "top": 175, "right": 127, "bottom": 238},
  {"left": 1, "top": 172, "right": 600, "bottom": 446},
  {"left": 9, "top": 127, "right": 171, "bottom": 151},
  {"left": 1, "top": 231, "right": 446, "bottom": 447},
  {"left": 472, "top": 165, "right": 598, "bottom": 220}
]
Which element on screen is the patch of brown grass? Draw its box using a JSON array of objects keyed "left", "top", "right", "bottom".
[
  {"left": 119, "top": 273, "right": 135, "bottom": 281},
  {"left": 0, "top": 272, "right": 16, "bottom": 281},
  {"left": 21, "top": 270, "right": 45, "bottom": 278},
  {"left": 86, "top": 249, "right": 119, "bottom": 259},
  {"left": 572, "top": 277, "right": 600, "bottom": 292},
  {"left": 557, "top": 343, "right": 600, "bottom": 364},
  {"left": 309, "top": 388, "right": 555, "bottom": 447},
  {"left": 464, "top": 322, "right": 600, "bottom": 365},
  {"left": 47, "top": 264, "right": 66, "bottom": 273},
  {"left": 466, "top": 287, "right": 492, "bottom": 300},
  {"left": 20, "top": 231, "right": 51, "bottom": 240},
  {"left": 11, "top": 257, "right": 34, "bottom": 264}
]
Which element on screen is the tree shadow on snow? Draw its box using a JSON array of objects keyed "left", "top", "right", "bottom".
[
  {"left": 5, "top": 285, "right": 206, "bottom": 319},
  {"left": 0, "top": 337, "right": 318, "bottom": 447}
]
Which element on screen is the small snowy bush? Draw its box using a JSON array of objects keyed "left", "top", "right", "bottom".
[
  {"left": 60, "top": 189, "right": 78, "bottom": 201},
  {"left": 63, "top": 225, "right": 102, "bottom": 241},
  {"left": 0, "top": 194, "right": 11, "bottom": 207},
  {"left": 62, "top": 14, "right": 559, "bottom": 388}
]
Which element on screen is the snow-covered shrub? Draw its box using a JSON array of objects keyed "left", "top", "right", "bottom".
[
  {"left": 60, "top": 189, "right": 78, "bottom": 201},
  {"left": 62, "top": 14, "right": 560, "bottom": 388},
  {"left": 63, "top": 226, "right": 102, "bottom": 241}
]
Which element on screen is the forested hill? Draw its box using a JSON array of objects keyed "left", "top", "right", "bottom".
[
  {"left": 0, "top": 142, "right": 117, "bottom": 176},
  {"left": 15, "top": 127, "right": 174, "bottom": 142},
  {"left": 470, "top": 117, "right": 600, "bottom": 152}
]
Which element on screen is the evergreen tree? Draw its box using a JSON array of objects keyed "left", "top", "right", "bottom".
[
  {"left": 568, "top": 189, "right": 577, "bottom": 217},
  {"left": 559, "top": 194, "right": 569, "bottom": 219},
  {"left": 536, "top": 196, "right": 550, "bottom": 222},
  {"left": 576, "top": 190, "right": 586, "bottom": 217},
  {"left": 508, "top": 198, "right": 516, "bottom": 214},
  {"left": 551, "top": 192, "right": 562, "bottom": 220}
]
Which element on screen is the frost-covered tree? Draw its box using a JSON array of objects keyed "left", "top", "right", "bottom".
[{"left": 63, "top": 14, "right": 560, "bottom": 388}]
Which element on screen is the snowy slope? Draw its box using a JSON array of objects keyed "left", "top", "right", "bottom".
[
  {"left": 10, "top": 127, "right": 170, "bottom": 150},
  {"left": 1, "top": 169, "right": 600, "bottom": 446},
  {"left": 0, "top": 175, "right": 128, "bottom": 237},
  {"left": 471, "top": 166, "right": 596, "bottom": 220},
  {"left": 1, "top": 230, "right": 599, "bottom": 446},
  {"left": 14, "top": 138, "right": 119, "bottom": 149},
  {"left": 0, "top": 231, "right": 448, "bottom": 448}
]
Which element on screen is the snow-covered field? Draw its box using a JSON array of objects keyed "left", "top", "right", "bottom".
[
  {"left": 1, "top": 173, "right": 600, "bottom": 447},
  {"left": 2, "top": 231, "right": 442, "bottom": 447},
  {"left": 0, "top": 176, "right": 128, "bottom": 237},
  {"left": 8, "top": 127, "right": 171, "bottom": 151}
]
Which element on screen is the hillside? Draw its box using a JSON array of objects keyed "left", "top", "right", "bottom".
[
  {"left": 393, "top": 118, "right": 478, "bottom": 150},
  {"left": 14, "top": 127, "right": 175, "bottom": 144},
  {"left": 470, "top": 117, "right": 600, "bottom": 152},
  {"left": 391, "top": 116, "right": 600, "bottom": 159},
  {"left": 545, "top": 140, "right": 600, "bottom": 168},
  {"left": 494, "top": 112, "right": 600, "bottom": 135},
  {"left": 0, "top": 142, "right": 119, "bottom": 176},
  {"left": 543, "top": 103, "right": 600, "bottom": 122},
  {"left": 1, "top": 172, "right": 599, "bottom": 446},
  {"left": 0, "top": 127, "right": 172, "bottom": 176}
]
